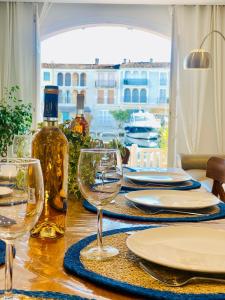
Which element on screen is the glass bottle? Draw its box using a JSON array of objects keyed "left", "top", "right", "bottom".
[
  {"left": 31, "top": 85, "right": 69, "bottom": 239},
  {"left": 69, "top": 93, "right": 89, "bottom": 136}
]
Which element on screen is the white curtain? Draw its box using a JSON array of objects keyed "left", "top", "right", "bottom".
[
  {"left": 168, "top": 5, "right": 225, "bottom": 166},
  {"left": 0, "top": 3, "right": 35, "bottom": 103},
  {"left": 0, "top": 2, "right": 52, "bottom": 128}
]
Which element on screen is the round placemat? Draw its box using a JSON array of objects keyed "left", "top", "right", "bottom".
[
  {"left": 0, "top": 290, "right": 87, "bottom": 299},
  {"left": 83, "top": 193, "right": 225, "bottom": 222},
  {"left": 64, "top": 226, "right": 225, "bottom": 300}
]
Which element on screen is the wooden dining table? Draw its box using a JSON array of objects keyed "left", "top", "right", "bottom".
[{"left": 0, "top": 185, "right": 225, "bottom": 299}]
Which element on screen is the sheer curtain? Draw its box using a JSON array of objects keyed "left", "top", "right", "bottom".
[
  {"left": 168, "top": 5, "right": 225, "bottom": 166},
  {"left": 0, "top": 2, "right": 52, "bottom": 128}
]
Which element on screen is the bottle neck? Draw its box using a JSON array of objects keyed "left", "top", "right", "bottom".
[
  {"left": 44, "top": 119, "right": 58, "bottom": 127},
  {"left": 77, "top": 109, "right": 84, "bottom": 116}
]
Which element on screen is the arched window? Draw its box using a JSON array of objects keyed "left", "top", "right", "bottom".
[
  {"left": 80, "top": 73, "right": 86, "bottom": 86},
  {"left": 58, "top": 89, "right": 63, "bottom": 103},
  {"left": 125, "top": 71, "right": 131, "bottom": 79},
  {"left": 72, "top": 73, "right": 79, "bottom": 86},
  {"left": 72, "top": 90, "right": 78, "bottom": 104},
  {"left": 57, "top": 73, "right": 63, "bottom": 86},
  {"left": 140, "top": 89, "right": 147, "bottom": 103},
  {"left": 133, "top": 71, "right": 139, "bottom": 79},
  {"left": 124, "top": 88, "right": 131, "bottom": 103},
  {"left": 65, "top": 90, "right": 71, "bottom": 103},
  {"left": 132, "top": 89, "right": 139, "bottom": 103},
  {"left": 141, "top": 71, "right": 147, "bottom": 79},
  {"left": 65, "top": 73, "right": 71, "bottom": 86}
]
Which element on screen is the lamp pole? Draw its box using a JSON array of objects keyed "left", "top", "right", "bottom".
[{"left": 199, "top": 30, "right": 225, "bottom": 48}]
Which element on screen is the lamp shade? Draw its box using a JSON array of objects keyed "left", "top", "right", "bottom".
[{"left": 184, "top": 49, "right": 212, "bottom": 69}]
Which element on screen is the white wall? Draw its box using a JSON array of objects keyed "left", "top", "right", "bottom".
[{"left": 40, "top": 4, "right": 171, "bottom": 40}]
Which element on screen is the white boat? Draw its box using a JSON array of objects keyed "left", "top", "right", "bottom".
[
  {"left": 123, "top": 135, "right": 159, "bottom": 148},
  {"left": 124, "top": 111, "right": 161, "bottom": 140}
]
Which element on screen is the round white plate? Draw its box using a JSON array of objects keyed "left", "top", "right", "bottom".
[
  {"left": 0, "top": 187, "right": 13, "bottom": 197},
  {"left": 126, "top": 226, "right": 225, "bottom": 273},
  {"left": 125, "top": 190, "right": 220, "bottom": 210},
  {"left": 124, "top": 171, "right": 192, "bottom": 183}
]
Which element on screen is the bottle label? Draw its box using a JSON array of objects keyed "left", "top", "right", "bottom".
[{"left": 44, "top": 93, "right": 58, "bottom": 118}]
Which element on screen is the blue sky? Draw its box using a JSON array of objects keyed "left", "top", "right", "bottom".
[{"left": 41, "top": 26, "right": 171, "bottom": 64}]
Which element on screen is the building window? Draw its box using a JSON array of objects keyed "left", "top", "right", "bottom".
[
  {"left": 124, "top": 88, "right": 131, "bottom": 103},
  {"left": 97, "top": 90, "right": 104, "bottom": 104},
  {"left": 58, "top": 89, "right": 63, "bottom": 103},
  {"left": 62, "top": 112, "right": 70, "bottom": 122},
  {"left": 141, "top": 71, "right": 147, "bottom": 79},
  {"left": 65, "top": 73, "right": 71, "bottom": 86},
  {"left": 80, "top": 73, "right": 86, "bottom": 86},
  {"left": 159, "top": 89, "right": 166, "bottom": 102},
  {"left": 133, "top": 71, "right": 139, "bottom": 79},
  {"left": 65, "top": 90, "right": 71, "bottom": 103},
  {"left": 72, "top": 90, "right": 78, "bottom": 104},
  {"left": 57, "top": 73, "right": 63, "bottom": 86},
  {"left": 140, "top": 89, "right": 147, "bottom": 103},
  {"left": 72, "top": 73, "right": 79, "bottom": 86},
  {"left": 43, "top": 71, "right": 50, "bottom": 81},
  {"left": 124, "top": 71, "right": 131, "bottom": 79},
  {"left": 108, "top": 90, "right": 114, "bottom": 104},
  {"left": 132, "top": 89, "right": 139, "bottom": 103},
  {"left": 160, "top": 73, "right": 167, "bottom": 86}
]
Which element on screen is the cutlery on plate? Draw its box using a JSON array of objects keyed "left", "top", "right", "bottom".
[
  {"left": 130, "top": 202, "right": 208, "bottom": 216},
  {"left": 139, "top": 260, "right": 225, "bottom": 286}
]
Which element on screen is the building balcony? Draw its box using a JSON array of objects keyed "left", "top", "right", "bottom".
[
  {"left": 95, "top": 80, "right": 116, "bottom": 88},
  {"left": 123, "top": 79, "right": 148, "bottom": 85}
]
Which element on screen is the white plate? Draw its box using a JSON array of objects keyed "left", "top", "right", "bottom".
[
  {"left": 124, "top": 171, "right": 192, "bottom": 183},
  {"left": 0, "top": 187, "right": 13, "bottom": 197},
  {"left": 125, "top": 190, "right": 220, "bottom": 210},
  {"left": 126, "top": 226, "right": 225, "bottom": 273}
]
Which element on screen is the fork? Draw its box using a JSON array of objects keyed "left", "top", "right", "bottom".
[
  {"left": 130, "top": 202, "right": 208, "bottom": 216},
  {"left": 139, "top": 260, "right": 225, "bottom": 287}
]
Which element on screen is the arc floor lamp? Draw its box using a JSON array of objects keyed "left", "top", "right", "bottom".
[{"left": 184, "top": 30, "right": 225, "bottom": 69}]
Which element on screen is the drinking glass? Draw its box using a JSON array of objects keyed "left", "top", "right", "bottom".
[
  {"left": 12, "top": 135, "right": 32, "bottom": 158},
  {"left": 77, "top": 149, "right": 122, "bottom": 260},
  {"left": 0, "top": 158, "right": 44, "bottom": 300}
]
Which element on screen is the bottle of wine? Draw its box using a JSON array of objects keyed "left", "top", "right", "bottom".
[
  {"left": 31, "top": 85, "right": 69, "bottom": 239},
  {"left": 69, "top": 93, "right": 89, "bottom": 136}
]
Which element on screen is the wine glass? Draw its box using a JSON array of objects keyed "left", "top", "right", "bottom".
[
  {"left": 12, "top": 135, "right": 32, "bottom": 158},
  {"left": 77, "top": 149, "right": 122, "bottom": 260},
  {"left": 0, "top": 158, "right": 44, "bottom": 300}
]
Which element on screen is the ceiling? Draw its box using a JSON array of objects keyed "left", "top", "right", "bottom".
[{"left": 2, "top": 0, "right": 225, "bottom": 4}]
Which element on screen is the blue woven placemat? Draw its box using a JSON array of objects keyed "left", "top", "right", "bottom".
[
  {"left": 64, "top": 226, "right": 225, "bottom": 300},
  {"left": 0, "top": 290, "right": 88, "bottom": 299},
  {"left": 83, "top": 198, "right": 225, "bottom": 222}
]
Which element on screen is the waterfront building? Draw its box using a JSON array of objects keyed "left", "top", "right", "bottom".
[{"left": 41, "top": 60, "right": 170, "bottom": 134}]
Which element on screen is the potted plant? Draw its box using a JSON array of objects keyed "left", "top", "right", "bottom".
[{"left": 0, "top": 86, "right": 32, "bottom": 157}]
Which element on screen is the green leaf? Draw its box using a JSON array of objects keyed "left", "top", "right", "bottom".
[{"left": 0, "top": 85, "right": 32, "bottom": 156}]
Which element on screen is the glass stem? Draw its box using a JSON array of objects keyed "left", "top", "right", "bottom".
[
  {"left": 4, "top": 241, "right": 14, "bottom": 299},
  {"left": 97, "top": 207, "right": 103, "bottom": 252}
]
